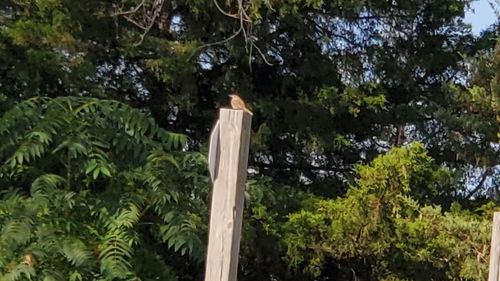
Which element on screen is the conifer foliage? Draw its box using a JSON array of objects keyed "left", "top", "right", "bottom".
[
  {"left": 0, "top": 0, "right": 498, "bottom": 279},
  {"left": 283, "top": 144, "right": 492, "bottom": 280}
]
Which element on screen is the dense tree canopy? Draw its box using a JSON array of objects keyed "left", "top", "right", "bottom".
[
  {"left": 0, "top": 0, "right": 499, "bottom": 280},
  {"left": 0, "top": 97, "right": 207, "bottom": 280}
]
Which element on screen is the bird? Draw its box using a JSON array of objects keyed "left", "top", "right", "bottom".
[{"left": 228, "top": 93, "right": 253, "bottom": 115}]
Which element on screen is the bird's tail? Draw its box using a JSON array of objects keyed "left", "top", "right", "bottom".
[{"left": 244, "top": 107, "right": 253, "bottom": 115}]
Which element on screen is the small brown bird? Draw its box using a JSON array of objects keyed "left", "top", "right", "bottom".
[{"left": 229, "top": 93, "right": 253, "bottom": 115}]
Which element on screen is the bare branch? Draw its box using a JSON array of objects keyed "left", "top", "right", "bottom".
[
  {"left": 252, "top": 42, "right": 273, "bottom": 66},
  {"left": 200, "top": 27, "right": 244, "bottom": 51},
  {"left": 123, "top": 15, "right": 147, "bottom": 30},
  {"left": 191, "top": 0, "right": 273, "bottom": 66},
  {"left": 133, "top": 0, "right": 164, "bottom": 46},
  {"left": 112, "top": 0, "right": 146, "bottom": 16},
  {"left": 212, "top": 0, "right": 242, "bottom": 20},
  {"left": 114, "top": 0, "right": 273, "bottom": 66}
]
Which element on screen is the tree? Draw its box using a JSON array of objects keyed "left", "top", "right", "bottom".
[
  {"left": 283, "top": 143, "right": 491, "bottom": 280},
  {"left": 0, "top": 1, "right": 499, "bottom": 280},
  {"left": 0, "top": 96, "right": 208, "bottom": 280},
  {"left": 0, "top": 0, "right": 483, "bottom": 192},
  {"left": 425, "top": 35, "right": 500, "bottom": 202}
]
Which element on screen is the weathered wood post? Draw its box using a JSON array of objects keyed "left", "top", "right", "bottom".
[
  {"left": 204, "top": 108, "right": 252, "bottom": 281},
  {"left": 489, "top": 212, "right": 500, "bottom": 281}
]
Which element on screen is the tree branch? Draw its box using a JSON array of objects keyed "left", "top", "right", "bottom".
[{"left": 465, "top": 168, "right": 492, "bottom": 199}]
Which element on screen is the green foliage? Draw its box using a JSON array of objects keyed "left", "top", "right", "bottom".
[
  {"left": 283, "top": 143, "right": 492, "bottom": 280},
  {"left": 0, "top": 0, "right": 498, "bottom": 280},
  {"left": 0, "top": 97, "right": 208, "bottom": 280}
]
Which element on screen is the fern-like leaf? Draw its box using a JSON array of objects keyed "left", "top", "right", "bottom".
[
  {"left": 1, "top": 218, "right": 33, "bottom": 245},
  {"left": 99, "top": 229, "right": 133, "bottom": 279},
  {"left": 1, "top": 264, "right": 36, "bottom": 281},
  {"left": 61, "top": 238, "right": 92, "bottom": 267}
]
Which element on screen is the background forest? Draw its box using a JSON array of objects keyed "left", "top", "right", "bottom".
[{"left": 0, "top": 0, "right": 499, "bottom": 280}]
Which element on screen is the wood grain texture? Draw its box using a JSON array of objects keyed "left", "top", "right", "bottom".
[
  {"left": 208, "top": 119, "right": 220, "bottom": 182},
  {"left": 204, "top": 109, "right": 252, "bottom": 281},
  {"left": 489, "top": 212, "right": 500, "bottom": 281}
]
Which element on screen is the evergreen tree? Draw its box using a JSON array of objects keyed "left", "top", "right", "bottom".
[{"left": 0, "top": 0, "right": 499, "bottom": 280}]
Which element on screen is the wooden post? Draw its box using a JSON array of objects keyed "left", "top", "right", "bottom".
[
  {"left": 489, "top": 212, "right": 500, "bottom": 281},
  {"left": 204, "top": 109, "right": 252, "bottom": 281}
]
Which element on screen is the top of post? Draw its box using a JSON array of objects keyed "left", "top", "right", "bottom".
[{"left": 219, "top": 108, "right": 253, "bottom": 116}]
